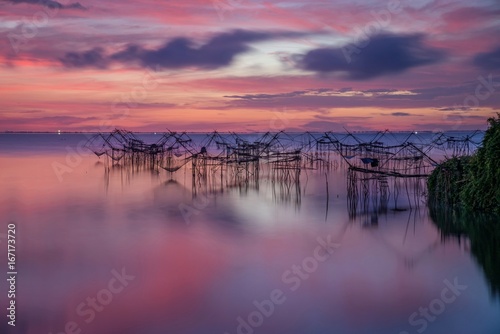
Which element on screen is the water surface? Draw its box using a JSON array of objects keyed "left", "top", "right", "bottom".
[{"left": 0, "top": 133, "right": 498, "bottom": 334}]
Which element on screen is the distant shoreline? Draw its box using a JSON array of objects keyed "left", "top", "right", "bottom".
[{"left": 0, "top": 130, "right": 484, "bottom": 135}]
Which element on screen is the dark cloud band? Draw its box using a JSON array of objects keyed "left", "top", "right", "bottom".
[
  {"left": 299, "top": 33, "right": 445, "bottom": 80},
  {"left": 473, "top": 46, "right": 500, "bottom": 71},
  {"left": 5, "top": 0, "right": 86, "bottom": 10},
  {"left": 60, "top": 30, "right": 303, "bottom": 69}
]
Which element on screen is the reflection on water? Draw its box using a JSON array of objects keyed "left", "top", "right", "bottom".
[
  {"left": 0, "top": 133, "right": 499, "bottom": 334},
  {"left": 429, "top": 206, "right": 500, "bottom": 298}
]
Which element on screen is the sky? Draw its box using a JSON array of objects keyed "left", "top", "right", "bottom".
[{"left": 0, "top": 0, "right": 499, "bottom": 132}]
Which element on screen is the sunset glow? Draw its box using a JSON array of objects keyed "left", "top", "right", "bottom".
[{"left": 1, "top": 0, "right": 499, "bottom": 131}]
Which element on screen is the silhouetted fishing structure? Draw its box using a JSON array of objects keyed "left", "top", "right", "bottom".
[
  {"left": 336, "top": 130, "right": 434, "bottom": 219},
  {"left": 86, "top": 129, "right": 482, "bottom": 212},
  {"left": 310, "top": 130, "right": 481, "bottom": 219},
  {"left": 429, "top": 130, "right": 482, "bottom": 157}
]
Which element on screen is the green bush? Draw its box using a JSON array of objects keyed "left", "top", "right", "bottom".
[
  {"left": 427, "top": 156, "right": 471, "bottom": 207},
  {"left": 428, "top": 114, "right": 500, "bottom": 214},
  {"left": 460, "top": 115, "right": 500, "bottom": 213}
]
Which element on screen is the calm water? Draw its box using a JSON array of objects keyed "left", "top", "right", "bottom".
[{"left": 0, "top": 133, "right": 498, "bottom": 334}]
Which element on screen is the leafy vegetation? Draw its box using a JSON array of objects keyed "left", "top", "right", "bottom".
[
  {"left": 460, "top": 115, "right": 500, "bottom": 213},
  {"left": 427, "top": 115, "right": 500, "bottom": 299},
  {"left": 428, "top": 114, "right": 500, "bottom": 214},
  {"left": 427, "top": 156, "right": 471, "bottom": 207}
]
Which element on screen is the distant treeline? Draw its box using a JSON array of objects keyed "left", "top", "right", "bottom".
[{"left": 427, "top": 114, "right": 500, "bottom": 214}]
